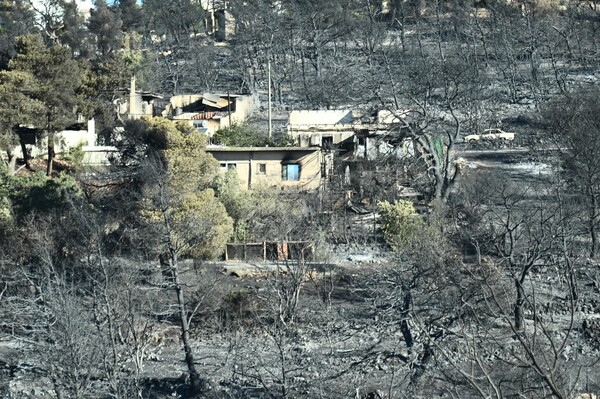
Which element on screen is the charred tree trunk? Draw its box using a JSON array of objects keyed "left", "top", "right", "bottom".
[
  {"left": 50, "top": 364, "right": 65, "bottom": 399},
  {"left": 399, "top": 290, "right": 414, "bottom": 348},
  {"left": 6, "top": 148, "right": 16, "bottom": 175},
  {"left": 411, "top": 343, "right": 433, "bottom": 383},
  {"left": 589, "top": 191, "right": 598, "bottom": 259},
  {"left": 18, "top": 133, "right": 31, "bottom": 170},
  {"left": 514, "top": 277, "right": 525, "bottom": 331},
  {"left": 154, "top": 167, "right": 204, "bottom": 394},
  {"left": 46, "top": 131, "right": 55, "bottom": 177},
  {"left": 160, "top": 197, "right": 202, "bottom": 394},
  {"left": 164, "top": 248, "right": 202, "bottom": 394}
]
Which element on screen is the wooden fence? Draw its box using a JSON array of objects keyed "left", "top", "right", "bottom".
[{"left": 224, "top": 241, "right": 314, "bottom": 262}]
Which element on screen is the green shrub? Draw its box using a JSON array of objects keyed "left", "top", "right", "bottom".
[
  {"left": 212, "top": 124, "right": 268, "bottom": 147},
  {"left": 0, "top": 171, "right": 82, "bottom": 217},
  {"left": 378, "top": 200, "right": 423, "bottom": 249},
  {"left": 63, "top": 143, "right": 85, "bottom": 171},
  {"left": 212, "top": 124, "right": 298, "bottom": 147}
]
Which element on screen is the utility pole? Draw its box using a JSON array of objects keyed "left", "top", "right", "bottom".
[
  {"left": 227, "top": 89, "right": 232, "bottom": 127},
  {"left": 268, "top": 59, "right": 272, "bottom": 140}
]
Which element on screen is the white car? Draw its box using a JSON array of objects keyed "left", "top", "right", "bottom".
[{"left": 464, "top": 129, "right": 516, "bottom": 143}]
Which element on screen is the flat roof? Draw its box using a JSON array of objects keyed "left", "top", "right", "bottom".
[
  {"left": 288, "top": 109, "right": 353, "bottom": 125},
  {"left": 170, "top": 93, "right": 247, "bottom": 99},
  {"left": 206, "top": 146, "right": 320, "bottom": 152}
]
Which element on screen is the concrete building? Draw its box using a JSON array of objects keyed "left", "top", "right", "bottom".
[
  {"left": 115, "top": 76, "right": 163, "bottom": 121},
  {"left": 207, "top": 146, "right": 322, "bottom": 191},
  {"left": 12, "top": 118, "right": 97, "bottom": 159},
  {"left": 353, "top": 109, "right": 415, "bottom": 159},
  {"left": 4, "top": 119, "right": 119, "bottom": 167},
  {"left": 201, "top": 0, "right": 234, "bottom": 41},
  {"left": 287, "top": 110, "right": 358, "bottom": 148},
  {"left": 287, "top": 109, "right": 414, "bottom": 160},
  {"left": 163, "top": 93, "right": 257, "bottom": 138}
]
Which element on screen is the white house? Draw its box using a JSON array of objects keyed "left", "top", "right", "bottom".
[{"left": 287, "top": 110, "right": 358, "bottom": 148}]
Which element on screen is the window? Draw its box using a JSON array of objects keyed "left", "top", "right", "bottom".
[
  {"left": 193, "top": 120, "right": 208, "bottom": 133},
  {"left": 282, "top": 164, "right": 300, "bottom": 181},
  {"left": 257, "top": 163, "right": 266, "bottom": 174},
  {"left": 322, "top": 136, "right": 333, "bottom": 149},
  {"left": 220, "top": 162, "right": 237, "bottom": 170}
]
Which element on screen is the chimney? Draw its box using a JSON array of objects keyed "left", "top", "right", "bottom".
[{"left": 129, "top": 76, "right": 138, "bottom": 119}]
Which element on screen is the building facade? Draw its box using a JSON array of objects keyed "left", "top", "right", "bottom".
[
  {"left": 163, "top": 93, "right": 257, "bottom": 138},
  {"left": 207, "top": 146, "right": 322, "bottom": 191},
  {"left": 287, "top": 110, "right": 357, "bottom": 148}
]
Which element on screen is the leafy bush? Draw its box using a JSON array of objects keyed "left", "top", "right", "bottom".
[
  {"left": 136, "top": 118, "right": 233, "bottom": 260},
  {"left": 212, "top": 124, "right": 269, "bottom": 147},
  {"left": 0, "top": 171, "right": 82, "bottom": 217},
  {"left": 213, "top": 123, "right": 298, "bottom": 147},
  {"left": 214, "top": 170, "right": 252, "bottom": 242},
  {"left": 63, "top": 143, "right": 85, "bottom": 171},
  {"left": 378, "top": 200, "right": 423, "bottom": 249}
]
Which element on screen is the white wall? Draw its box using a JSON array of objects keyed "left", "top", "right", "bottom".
[{"left": 288, "top": 110, "right": 353, "bottom": 126}]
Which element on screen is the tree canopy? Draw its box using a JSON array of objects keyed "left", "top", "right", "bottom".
[
  {"left": 125, "top": 118, "right": 233, "bottom": 260},
  {"left": 9, "top": 34, "right": 84, "bottom": 175}
]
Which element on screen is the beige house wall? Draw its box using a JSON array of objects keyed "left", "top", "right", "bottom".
[
  {"left": 171, "top": 115, "right": 222, "bottom": 137},
  {"left": 168, "top": 95, "right": 203, "bottom": 109},
  {"left": 288, "top": 130, "right": 355, "bottom": 147},
  {"left": 118, "top": 77, "right": 158, "bottom": 120},
  {"left": 124, "top": 93, "right": 155, "bottom": 120},
  {"left": 208, "top": 147, "right": 322, "bottom": 191},
  {"left": 168, "top": 94, "right": 256, "bottom": 137}
]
